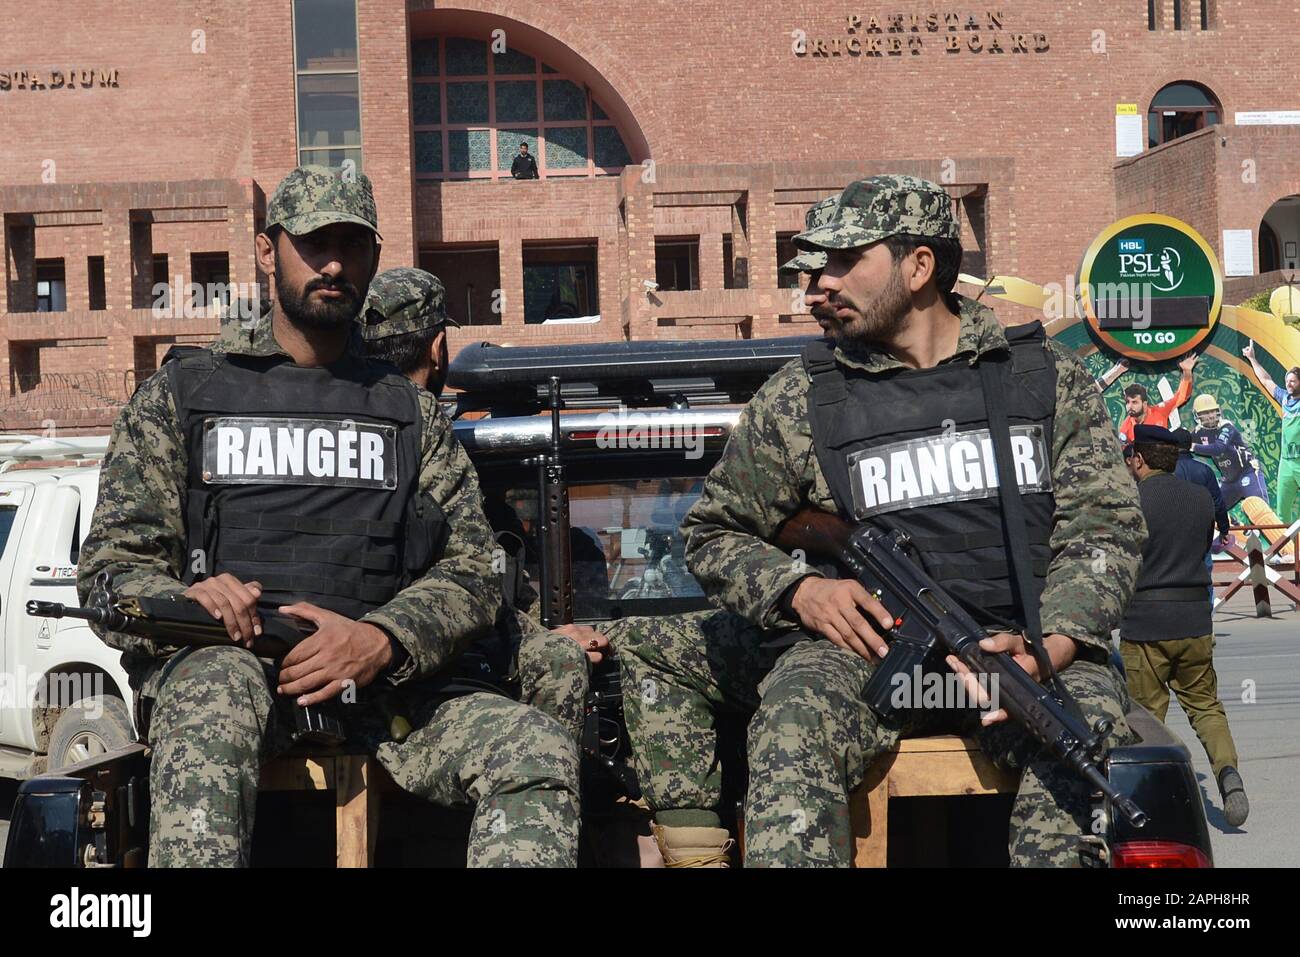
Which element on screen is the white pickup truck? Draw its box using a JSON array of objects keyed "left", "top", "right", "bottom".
[{"left": 0, "top": 435, "right": 135, "bottom": 779}]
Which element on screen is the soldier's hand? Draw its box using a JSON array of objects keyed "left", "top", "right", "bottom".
[
  {"left": 553, "top": 623, "right": 609, "bottom": 664},
  {"left": 183, "top": 574, "right": 263, "bottom": 647},
  {"left": 275, "top": 603, "right": 393, "bottom": 706},
  {"left": 789, "top": 577, "right": 893, "bottom": 660},
  {"left": 945, "top": 632, "right": 1078, "bottom": 725}
]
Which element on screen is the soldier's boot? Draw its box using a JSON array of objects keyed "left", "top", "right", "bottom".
[
  {"left": 651, "top": 823, "right": 734, "bottom": 867},
  {"left": 1218, "top": 766, "right": 1249, "bottom": 827}
]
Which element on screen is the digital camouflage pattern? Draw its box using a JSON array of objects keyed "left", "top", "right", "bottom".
[
  {"left": 361, "top": 267, "right": 459, "bottom": 341},
  {"left": 778, "top": 195, "right": 840, "bottom": 276},
  {"left": 77, "top": 315, "right": 503, "bottom": 692},
  {"left": 681, "top": 295, "right": 1147, "bottom": 660},
  {"left": 793, "top": 174, "right": 960, "bottom": 251},
  {"left": 513, "top": 615, "right": 589, "bottom": 745},
  {"left": 609, "top": 609, "right": 778, "bottom": 814},
  {"left": 611, "top": 608, "right": 1134, "bottom": 867},
  {"left": 145, "top": 644, "right": 580, "bottom": 867},
  {"left": 76, "top": 312, "right": 584, "bottom": 865},
  {"left": 667, "top": 292, "right": 1146, "bottom": 866},
  {"left": 265, "top": 164, "right": 382, "bottom": 240}
]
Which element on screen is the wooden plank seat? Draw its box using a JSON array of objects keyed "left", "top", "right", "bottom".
[
  {"left": 259, "top": 751, "right": 394, "bottom": 867},
  {"left": 848, "top": 735, "right": 1019, "bottom": 867}
]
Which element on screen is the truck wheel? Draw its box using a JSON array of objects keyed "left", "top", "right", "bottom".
[{"left": 46, "top": 695, "right": 135, "bottom": 770}]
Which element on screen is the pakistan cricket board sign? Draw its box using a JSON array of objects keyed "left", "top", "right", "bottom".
[{"left": 1079, "top": 214, "right": 1223, "bottom": 362}]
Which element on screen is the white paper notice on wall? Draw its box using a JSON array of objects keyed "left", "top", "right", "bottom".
[
  {"left": 1234, "top": 111, "right": 1300, "bottom": 126},
  {"left": 1222, "top": 229, "right": 1255, "bottom": 277},
  {"left": 1115, "top": 104, "right": 1142, "bottom": 157}
]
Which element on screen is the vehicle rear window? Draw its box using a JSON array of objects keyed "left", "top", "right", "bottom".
[
  {"left": 0, "top": 505, "right": 18, "bottom": 560},
  {"left": 483, "top": 478, "right": 711, "bottom": 620}
]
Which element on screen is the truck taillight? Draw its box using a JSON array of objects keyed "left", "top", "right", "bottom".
[{"left": 1112, "top": 840, "right": 1211, "bottom": 868}]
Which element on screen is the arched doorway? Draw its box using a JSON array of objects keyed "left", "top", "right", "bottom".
[
  {"left": 1261, "top": 196, "right": 1300, "bottom": 272},
  {"left": 1260, "top": 221, "right": 1281, "bottom": 274},
  {"left": 1147, "top": 81, "right": 1222, "bottom": 148},
  {"left": 409, "top": 33, "right": 640, "bottom": 181}
]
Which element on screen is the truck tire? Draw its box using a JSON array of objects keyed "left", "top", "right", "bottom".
[{"left": 46, "top": 695, "right": 135, "bottom": 770}]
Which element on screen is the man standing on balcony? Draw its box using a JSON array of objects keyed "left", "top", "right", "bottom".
[{"left": 510, "top": 141, "right": 539, "bottom": 180}]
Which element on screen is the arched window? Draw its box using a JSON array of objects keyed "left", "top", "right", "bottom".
[
  {"left": 1148, "top": 82, "right": 1221, "bottom": 148},
  {"left": 411, "top": 36, "right": 633, "bottom": 181}
]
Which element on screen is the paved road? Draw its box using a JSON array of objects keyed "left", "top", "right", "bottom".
[
  {"left": 1161, "top": 591, "right": 1298, "bottom": 867},
  {"left": 2, "top": 592, "right": 1295, "bottom": 866}
]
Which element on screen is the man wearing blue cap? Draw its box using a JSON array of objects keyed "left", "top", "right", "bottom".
[{"left": 1121, "top": 424, "right": 1248, "bottom": 826}]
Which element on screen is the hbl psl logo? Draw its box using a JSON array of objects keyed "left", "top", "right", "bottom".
[{"left": 1116, "top": 238, "right": 1183, "bottom": 293}]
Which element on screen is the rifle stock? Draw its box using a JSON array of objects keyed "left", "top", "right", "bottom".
[
  {"left": 774, "top": 507, "right": 855, "bottom": 566},
  {"left": 27, "top": 572, "right": 355, "bottom": 746}
]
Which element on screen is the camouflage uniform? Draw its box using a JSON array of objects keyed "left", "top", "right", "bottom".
[
  {"left": 611, "top": 611, "right": 1131, "bottom": 865},
  {"left": 362, "top": 267, "right": 589, "bottom": 745},
  {"left": 776, "top": 194, "right": 839, "bottom": 279},
  {"left": 633, "top": 176, "right": 1146, "bottom": 866},
  {"left": 78, "top": 167, "right": 579, "bottom": 867}
]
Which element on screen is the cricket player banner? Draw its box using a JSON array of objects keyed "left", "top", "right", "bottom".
[
  {"left": 1040, "top": 216, "right": 1297, "bottom": 540},
  {"left": 959, "top": 216, "right": 1299, "bottom": 536}
]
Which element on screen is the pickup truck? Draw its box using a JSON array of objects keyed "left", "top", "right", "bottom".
[
  {"left": 3, "top": 335, "right": 1214, "bottom": 867},
  {"left": 0, "top": 435, "right": 136, "bottom": 781}
]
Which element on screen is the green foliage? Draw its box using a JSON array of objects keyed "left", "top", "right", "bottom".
[{"left": 1238, "top": 289, "right": 1273, "bottom": 313}]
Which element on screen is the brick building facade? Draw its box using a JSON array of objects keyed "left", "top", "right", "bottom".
[{"left": 2, "top": 1, "right": 1298, "bottom": 430}]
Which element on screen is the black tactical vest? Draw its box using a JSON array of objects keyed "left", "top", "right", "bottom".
[
  {"left": 802, "top": 322, "right": 1058, "bottom": 630},
  {"left": 167, "top": 348, "right": 444, "bottom": 620}
]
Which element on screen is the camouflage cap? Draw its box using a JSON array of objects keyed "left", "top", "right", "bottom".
[
  {"left": 778, "top": 195, "right": 840, "bottom": 276},
  {"left": 793, "top": 175, "right": 957, "bottom": 252},
  {"left": 266, "top": 165, "right": 383, "bottom": 241},
  {"left": 361, "top": 267, "right": 459, "bottom": 340}
]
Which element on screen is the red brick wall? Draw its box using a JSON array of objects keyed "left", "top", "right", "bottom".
[
  {"left": 3, "top": 1, "right": 1300, "bottom": 427},
  {"left": 1115, "top": 125, "right": 1300, "bottom": 272},
  {"left": 0, "top": 1, "right": 252, "bottom": 184}
]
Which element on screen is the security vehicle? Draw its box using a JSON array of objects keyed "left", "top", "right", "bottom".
[
  {"left": 0, "top": 435, "right": 137, "bottom": 780},
  {"left": 3, "top": 336, "right": 1213, "bottom": 866}
]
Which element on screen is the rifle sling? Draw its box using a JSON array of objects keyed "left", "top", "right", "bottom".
[{"left": 977, "top": 355, "right": 1072, "bottom": 702}]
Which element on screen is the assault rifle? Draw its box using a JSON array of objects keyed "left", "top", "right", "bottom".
[
  {"left": 528, "top": 376, "right": 573, "bottom": 629},
  {"left": 774, "top": 508, "right": 1147, "bottom": 827},
  {"left": 519, "top": 378, "right": 631, "bottom": 791},
  {"left": 28, "top": 571, "right": 349, "bottom": 746}
]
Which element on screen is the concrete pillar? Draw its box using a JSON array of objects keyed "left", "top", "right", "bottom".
[
  {"left": 747, "top": 168, "right": 778, "bottom": 291},
  {"left": 621, "top": 169, "right": 657, "bottom": 339},
  {"left": 700, "top": 233, "right": 724, "bottom": 290},
  {"left": 498, "top": 236, "right": 524, "bottom": 328}
]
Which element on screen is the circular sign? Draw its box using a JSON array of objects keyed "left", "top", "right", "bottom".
[{"left": 1078, "top": 214, "right": 1222, "bottom": 362}]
